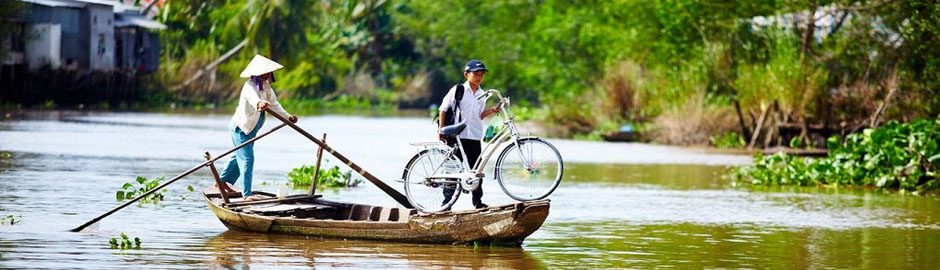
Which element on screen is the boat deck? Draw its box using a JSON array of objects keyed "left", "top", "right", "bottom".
[{"left": 206, "top": 186, "right": 417, "bottom": 223}]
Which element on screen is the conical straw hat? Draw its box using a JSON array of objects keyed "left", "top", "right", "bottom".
[{"left": 239, "top": 55, "right": 285, "bottom": 78}]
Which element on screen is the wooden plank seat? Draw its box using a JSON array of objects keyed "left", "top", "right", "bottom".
[
  {"left": 243, "top": 203, "right": 333, "bottom": 217},
  {"left": 204, "top": 183, "right": 243, "bottom": 198},
  {"left": 225, "top": 194, "right": 321, "bottom": 207}
]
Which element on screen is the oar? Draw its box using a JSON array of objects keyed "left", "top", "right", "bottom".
[
  {"left": 263, "top": 108, "right": 414, "bottom": 208},
  {"left": 70, "top": 122, "right": 288, "bottom": 232}
]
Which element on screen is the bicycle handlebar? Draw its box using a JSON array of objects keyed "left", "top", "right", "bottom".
[{"left": 483, "top": 89, "right": 513, "bottom": 120}]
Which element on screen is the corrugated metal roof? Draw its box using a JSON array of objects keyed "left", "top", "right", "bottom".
[
  {"left": 114, "top": 14, "right": 166, "bottom": 30},
  {"left": 20, "top": 0, "right": 85, "bottom": 8},
  {"left": 67, "top": 0, "right": 119, "bottom": 7},
  {"left": 21, "top": 0, "right": 120, "bottom": 9}
]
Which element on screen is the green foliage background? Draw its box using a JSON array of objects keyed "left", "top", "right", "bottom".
[{"left": 154, "top": 0, "right": 940, "bottom": 141}]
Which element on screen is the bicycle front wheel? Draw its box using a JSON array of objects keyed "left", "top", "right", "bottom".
[
  {"left": 402, "top": 148, "right": 461, "bottom": 213},
  {"left": 495, "top": 137, "right": 563, "bottom": 201}
]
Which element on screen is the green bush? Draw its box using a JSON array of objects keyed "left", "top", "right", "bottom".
[
  {"left": 279, "top": 94, "right": 397, "bottom": 116},
  {"left": 710, "top": 132, "right": 745, "bottom": 148},
  {"left": 732, "top": 119, "right": 940, "bottom": 193}
]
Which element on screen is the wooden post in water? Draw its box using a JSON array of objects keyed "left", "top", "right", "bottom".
[
  {"left": 204, "top": 152, "right": 230, "bottom": 204},
  {"left": 264, "top": 108, "right": 413, "bottom": 208},
  {"left": 308, "top": 133, "right": 327, "bottom": 196}
]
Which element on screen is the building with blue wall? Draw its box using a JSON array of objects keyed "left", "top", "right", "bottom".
[{"left": 1, "top": 0, "right": 164, "bottom": 74}]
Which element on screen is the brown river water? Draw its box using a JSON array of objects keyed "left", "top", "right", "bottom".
[{"left": 0, "top": 112, "right": 938, "bottom": 269}]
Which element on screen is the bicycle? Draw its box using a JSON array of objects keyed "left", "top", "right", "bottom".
[{"left": 401, "top": 89, "right": 564, "bottom": 213}]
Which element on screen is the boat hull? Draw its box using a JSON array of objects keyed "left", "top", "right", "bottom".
[{"left": 204, "top": 193, "right": 549, "bottom": 246}]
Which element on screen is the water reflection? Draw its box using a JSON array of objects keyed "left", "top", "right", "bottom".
[
  {"left": 204, "top": 231, "right": 546, "bottom": 269},
  {"left": 565, "top": 163, "right": 730, "bottom": 189},
  {"left": 529, "top": 221, "right": 940, "bottom": 269}
]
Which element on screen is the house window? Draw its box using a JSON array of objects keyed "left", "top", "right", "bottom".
[
  {"left": 97, "top": 33, "right": 106, "bottom": 56},
  {"left": 9, "top": 22, "right": 26, "bottom": 52}
]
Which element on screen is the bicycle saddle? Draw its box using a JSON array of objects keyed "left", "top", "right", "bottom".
[{"left": 439, "top": 123, "right": 467, "bottom": 137}]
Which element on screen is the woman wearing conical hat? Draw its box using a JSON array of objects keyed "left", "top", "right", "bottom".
[{"left": 219, "top": 55, "right": 297, "bottom": 198}]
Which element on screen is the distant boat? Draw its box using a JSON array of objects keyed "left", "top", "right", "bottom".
[
  {"left": 762, "top": 146, "right": 829, "bottom": 157},
  {"left": 601, "top": 124, "right": 639, "bottom": 142},
  {"left": 203, "top": 186, "right": 550, "bottom": 246}
]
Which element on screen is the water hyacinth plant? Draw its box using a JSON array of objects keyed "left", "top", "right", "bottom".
[
  {"left": 109, "top": 232, "right": 141, "bottom": 250},
  {"left": 179, "top": 185, "right": 196, "bottom": 200},
  {"left": 732, "top": 119, "right": 940, "bottom": 193},
  {"left": 116, "top": 176, "right": 167, "bottom": 203},
  {"left": 1, "top": 214, "right": 20, "bottom": 225},
  {"left": 287, "top": 160, "right": 363, "bottom": 189}
]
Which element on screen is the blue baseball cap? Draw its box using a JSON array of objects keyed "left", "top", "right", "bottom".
[{"left": 464, "top": 59, "right": 488, "bottom": 73}]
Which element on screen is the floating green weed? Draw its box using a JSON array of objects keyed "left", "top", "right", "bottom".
[
  {"left": 1, "top": 214, "right": 20, "bottom": 225},
  {"left": 116, "top": 176, "right": 167, "bottom": 203},
  {"left": 109, "top": 232, "right": 141, "bottom": 249},
  {"left": 179, "top": 185, "right": 196, "bottom": 200},
  {"left": 0, "top": 151, "right": 11, "bottom": 160},
  {"left": 287, "top": 160, "right": 362, "bottom": 189},
  {"left": 731, "top": 119, "right": 940, "bottom": 193}
]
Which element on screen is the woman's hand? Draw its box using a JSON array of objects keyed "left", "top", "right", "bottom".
[
  {"left": 257, "top": 101, "right": 270, "bottom": 111},
  {"left": 288, "top": 115, "right": 298, "bottom": 123}
]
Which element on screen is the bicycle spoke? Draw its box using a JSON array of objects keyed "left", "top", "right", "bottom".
[
  {"left": 495, "top": 139, "right": 562, "bottom": 201},
  {"left": 403, "top": 149, "right": 461, "bottom": 212}
]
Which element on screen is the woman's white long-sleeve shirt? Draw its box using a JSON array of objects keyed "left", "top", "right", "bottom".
[{"left": 230, "top": 80, "right": 290, "bottom": 134}]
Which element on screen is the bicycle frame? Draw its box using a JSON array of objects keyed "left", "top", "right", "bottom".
[
  {"left": 472, "top": 89, "right": 535, "bottom": 173},
  {"left": 415, "top": 89, "right": 533, "bottom": 185}
]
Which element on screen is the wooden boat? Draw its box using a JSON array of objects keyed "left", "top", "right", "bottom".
[
  {"left": 762, "top": 146, "right": 829, "bottom": 157},
  {"left": 601, "top": 131, "right": 638, "bottom": 142},
  {"left": 203, "top": 186, "right": 551, "bottom": 246},
  {"left": 601, "top": 124, "right": 641, "bottom": 142},
  {"left": 72, "top": 112, "right": 553, "bottom": 240}
]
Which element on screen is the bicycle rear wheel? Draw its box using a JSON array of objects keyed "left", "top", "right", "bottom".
[
  {"left": 402, "top": 148, "right": 462, "bottom": 213},
  {"left": 495, "top": 137, "right": 563, "bottom": 201}
]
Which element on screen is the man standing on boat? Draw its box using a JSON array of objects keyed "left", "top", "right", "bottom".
[
  {"left": 437, "top": 59, "right": 502, "bottom": 209},
  {"left": 219, "top": 55, "right": 297, "bottom": 198}
]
